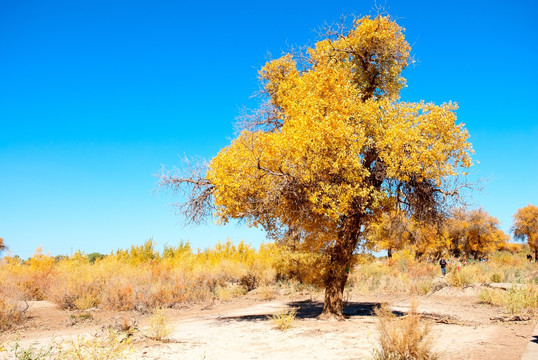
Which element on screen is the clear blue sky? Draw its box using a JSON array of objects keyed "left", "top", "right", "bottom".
[{"left": 1, "top": 0, "right": 537, "bottom": 258}]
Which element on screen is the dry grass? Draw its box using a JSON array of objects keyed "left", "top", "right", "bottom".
[
  {"left": 146, "top": 308, "right": 173, "bottom": 341},
  {"left": 269, "top": 308, "right": 297, "bottom": 331},
  {"left": 479, "top": 285, "right": 538, "bottom": 315},
  {"left": 6, "top": 328, "right": 131, "bottom": 360},
  {"left": 0, "top": 296, "right": 26, "bottom": 331},
  {"left": 373, "top": 301, "right": 438, "bottom": 360},
  {"left": 57, "top": 328, "right": 132, "bottom": 360},
  {"left": 0, "top": 279, "right": 27, "bottom": 331},
  {"left": 1, "top": 242, "right": 537, "bottom": 332},
  {"left": 258, "top": 285, "right": 277, "bottom": 300},
  {"left": 447, "top": 267, "right": 477, "bottom": 288},
  {"left": 0, "top": 240, "right": 281, "bottom": 317}
]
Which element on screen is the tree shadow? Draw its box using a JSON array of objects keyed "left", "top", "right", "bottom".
[
  {"left": 216, "top": 299, "right": 405, "bottom": 323},
  {"left": 288, "top": 300, "right": 405, "bottom": 318}
]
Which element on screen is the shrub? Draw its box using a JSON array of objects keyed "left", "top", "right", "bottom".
[
  {"left": 373, "top": 301, "right": 437, "bottom": 360},
  {"left": 490, "top": 273, "right": 503, "bottom": 283},
  {"left": 447, "top": 266, "right": 477, "bottom": 287},
  {"left": 392, "top": 249, "right": 416, "bottom": 272},
  {"left": 214, "top": 283, "right": 247, "bottom": 301},
  {"left": 258, "top": 285, "right": 276, "bottom": 300},
  {"left": 478, "top": 287, "right": 505, "bottom": 307},
  {"left": 270, "top": 308, "right": 297, "bottom": 331},
  {"left": 0, "top": 296, "right": 26, "bottom": 331},
  {"left": 146, "top": 309, "right": 173, "bottom": 341},
  {"left": 479, "top": 285, "right": 538, "bottom": 315},
  {"left": 47, "top": 258, "right": 102, "bottom": 310},
  {"left": 412, "top": 279, "right": 434, "bottom": 295},
  {"left": 18, "top": 248, "right": 56, "bottom": 300}
]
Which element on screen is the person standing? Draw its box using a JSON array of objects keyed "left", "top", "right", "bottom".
[{"left": 439, "top": 258, "right": 447, "bottom": 276}]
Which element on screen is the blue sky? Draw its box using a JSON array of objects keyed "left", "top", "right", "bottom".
[{"left": 1, "top": 0, "right": 537, "bottom": 258}]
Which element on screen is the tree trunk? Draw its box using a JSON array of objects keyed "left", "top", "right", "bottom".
[
  {"left": 535, "top": 246, "right": 537, "bottom": 263},
  {"left": 319, "top": 258, "right": 349, "bottom": 320},
  {"left": 387, "top": 247, "right": 392, "bottom": 258},
  {"left": 319, "top": 225, "right": 360, "bottom": 320}
]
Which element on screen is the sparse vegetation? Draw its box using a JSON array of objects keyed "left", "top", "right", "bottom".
[
  {"left": 6, "top": 328, "right": 131, "bottom": 360},
  {"left": 0, "top": 295, "right": 27, "bottom": 331},
  {"left": 146, "top": 308, "right": 173, "bottom": 341},
  {"left": 0, "top": 243, "right": 537, "bottom": 359},
  {"left": 2, "top": 242, "right": 537, "bottom": 323},
  {"left": 269, "top": 308, "right": 297, "bottom": 331},
  {"left": 0, "top": 240, "right": 281, "bottom": 314},
  {"left": 479, "top": 285, "right": 538, "bottom": 315},
  {"left": 373, "top": 301, "right": 437, "bottom": 360}
]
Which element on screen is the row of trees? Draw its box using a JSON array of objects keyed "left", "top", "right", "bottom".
[{"left": 366, "top": 206, "right": 538, "bottom": 261}]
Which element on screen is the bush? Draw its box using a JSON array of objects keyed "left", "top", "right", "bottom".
[
  {"left": 0, "top": 296, "right": 26, "bottom": 331},
  {"left": 373, "top": 301, "right": 437, "bottom": 360},
  {"left": 490, "top": 272, "right": 503, "bottom": 283},
  {"left": 479, "top": 285, "right": 538, "bottom": 315},
  {"left": 270, "top": 308, "right": 297, "bottom": 331},
  {"left": 447, "top": 266, "right": 477, "bottom": 287},
  {"left": 146, "top": 308, "right": 173, "bottom": 341}
]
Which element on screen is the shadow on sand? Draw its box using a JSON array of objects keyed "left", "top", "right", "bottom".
[{"left": 216, "top": 300, "right": 405, "bottom": 323}]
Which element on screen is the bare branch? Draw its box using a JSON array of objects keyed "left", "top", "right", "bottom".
[
  {"left": 158, "top": 157, "right": 215, "bottom": 225},
  {"left": 234, "top": 100, "right": 284, "bottom": 134}
]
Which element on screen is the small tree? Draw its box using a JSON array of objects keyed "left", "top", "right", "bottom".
[
  {"left": 513, "top": 204, "right": 538, "bottom": 260},
  {"left": 162, "top": 15, "right": 473, "bottom": 319}
]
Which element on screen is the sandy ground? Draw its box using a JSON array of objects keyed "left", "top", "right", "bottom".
[{"left": 1, "top": 284, "right": 536, "bottom": 360}]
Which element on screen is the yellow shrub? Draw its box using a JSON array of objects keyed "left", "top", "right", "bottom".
[
  {"left": 146, "top": 308, "right": 172, "bottom": 341},
  {"left": 479, "top": 286, "right": 538, "bottom": 315},
  {"left": 0, "top": 295, "right": 26, "bottom": 331},
  {"left": 270, "top": 308, "right": 297, "bottom": 331}
]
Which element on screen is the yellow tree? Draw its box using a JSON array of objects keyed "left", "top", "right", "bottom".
[
  {"left": 366, "top": 207, "right": 449, "bottom": 260},
  {"left": 162, "top": 15, "right": 473, "bottom": 319},
  {"left": 366, "top": 210, "right": 412, "bottom": 258},
  {"left": 408, "top": 220, "right": 449, "bottom": 259},
  {"left": 513, "top": 204, "right": 538, "bottom": 260},
  {"left": 447, "top": 208, "right": 508, "bottom": 259}
]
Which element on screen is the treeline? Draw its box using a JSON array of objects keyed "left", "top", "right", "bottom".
[{"left": 366, "top": 206, "right": 536, "bottom": 260}]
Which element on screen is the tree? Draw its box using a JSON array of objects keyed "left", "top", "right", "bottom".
[
  {"left": 408, "top": 220, "right": 448, "bottom": 260},
  {"left": 0, "top": 237, "right": 6, "bottom": 256},
  {"left": 513, "top": 204, "right": 538, "bottom": 260},
  {"left": 87, "top": 252, "right": 106, "bottom": 264},
  {"left": 366, "top": 210, "right": 412, "bottom": 258},
  {"left": 161, "top": 15, "right": 473, "bottom": 319},
  {"left": 447, "top": 208, "right": 508, "bottom": 259}
]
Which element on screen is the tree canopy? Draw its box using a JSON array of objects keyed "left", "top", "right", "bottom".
[
  {"left": 513, "top": 204, "right": 538, "bottom": 260},
  {"left": 162, "top": 15, "right": 473, "bottom": 318},
  {"left": 446, "top": 208, "right": 508, "bottom": 259}
]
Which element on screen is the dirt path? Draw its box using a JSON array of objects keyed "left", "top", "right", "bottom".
[{"left": 1, "top": 288, "right": 536, "bottom": 360}]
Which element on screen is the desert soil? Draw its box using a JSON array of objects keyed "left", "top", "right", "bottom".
[{"left": 1, "top": 284, "right": 535, "bottom": 360}]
